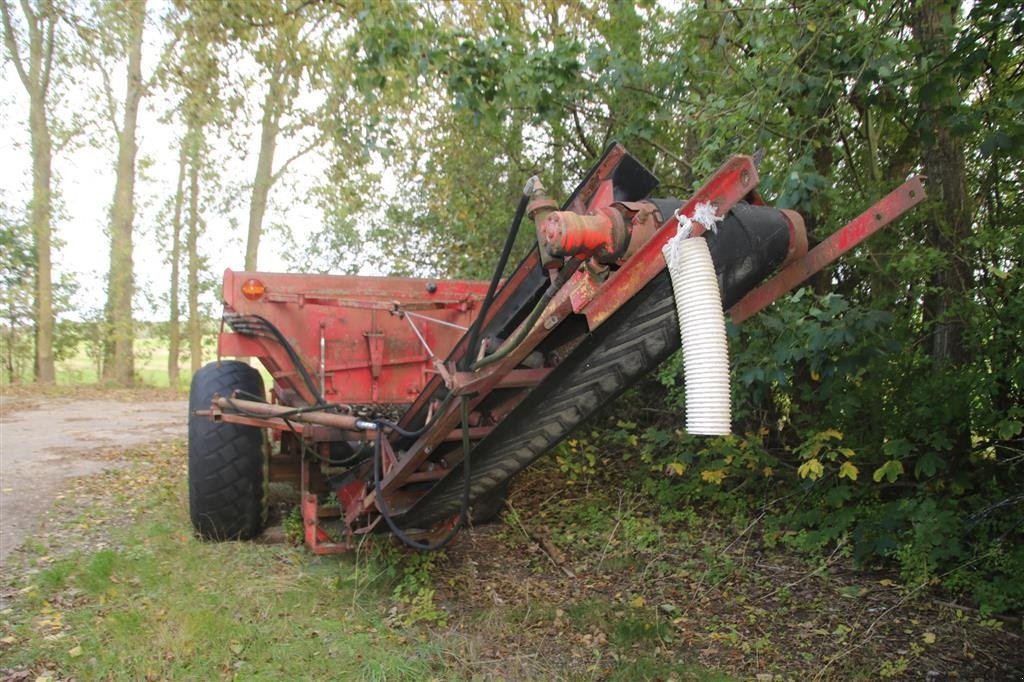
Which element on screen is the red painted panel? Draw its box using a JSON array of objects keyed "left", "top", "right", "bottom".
[{"left": 220, "top": 270, "right": 489, "bottom": 406}]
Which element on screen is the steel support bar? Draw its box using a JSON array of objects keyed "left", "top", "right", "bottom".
[
  {"left": 206, "top": 409, "right": 358, "bottom": 443},
  {"left": 440, "top": 426, "right": 493, "bottom": 442},
  {"left": 265, "top": 294, "right": 477, "bottom": 311},
  {"left": 213, "top": 396, "right": 368, "bottom": 433},
  {"left": 729, "top": 176, "right": 927, "bottom": 324},
  {"left": 203, "top": 409, "right": 309, "bottom": 434},
  {"left": 451, "top": 368, "right": 551, "bottom": 396},
  {"left": 301, "top": 493, "right": 351, "bottom": 555},
  {"left": 582, "top": 155, "right": 760, "bottom": 329}
]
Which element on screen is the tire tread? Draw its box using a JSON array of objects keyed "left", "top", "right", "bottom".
[{"left": 188, "top": 360, "right": 266, "bottom": 540}]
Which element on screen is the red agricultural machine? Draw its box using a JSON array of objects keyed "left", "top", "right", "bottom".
[{"left": 189, "top": 143, "right": 925, "bottom": 553}]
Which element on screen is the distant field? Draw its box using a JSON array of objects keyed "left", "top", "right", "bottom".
[
  {"left": 1, "top": 335, "right": 228, "bottom": 390},
  {"left": 0, "top": 335, "right": 275, "bottom": 393},
  {"left": 52, "top": 336, "right": 218, "bottom": 390}
]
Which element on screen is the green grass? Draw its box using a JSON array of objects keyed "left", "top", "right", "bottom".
[
  {"left": 7, "top": 542, "right": 442, "bottom": 679},
  {"left": 0, "top": 447, "right": 442, "bottom": 680},
  {"left": 607, "top": 657, "right": 734, "bottom": 682}
]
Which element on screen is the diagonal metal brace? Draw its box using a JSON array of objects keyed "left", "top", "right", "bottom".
[{"left": 729, "top": 175, "right": 927, "bottom": 324}]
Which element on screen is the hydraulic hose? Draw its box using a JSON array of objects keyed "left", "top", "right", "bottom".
[
  {"left": 224, "top": 314, "right": 327, "bottom": 405},
  {"left": 470, "top": 256, "right": 578, "bottom": 371},
  {"left": 371, "top": 396, "right": 474, "bottom": 551},
  {"left": 462, "top": 179, "right": 536, "bottom": 370},
  {"left": 471, "top": 287, "right": 552, "bottom": 370}
]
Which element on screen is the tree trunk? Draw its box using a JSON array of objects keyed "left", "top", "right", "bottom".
[
  {"left": 103, "top": 0, "right": 147, "bottom": 387},
  {"left": 29, "top": 89, "right": 55, "bottom": 383},
  {"left": 187, "top": 134, "right": 202, "bottom": 375},
  {"left": 3, "top": 0, "right": 58, "bottom": 382},
  {"left": 911, "top": 0, "right": 973, "bottom": 450},
  {"left": 244, "top": 66, "right": 287, "bottom": 272},
  {"left": 167, "top": 139, "right": 186, "bottom": 390}
]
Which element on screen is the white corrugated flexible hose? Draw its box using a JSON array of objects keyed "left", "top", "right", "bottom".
[{"left": 661, "top": 204, "right": 731, "bottom": 436}]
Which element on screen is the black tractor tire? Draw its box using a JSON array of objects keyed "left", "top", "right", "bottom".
[{"left": 188, "top": 360, "right": 267, "bottom": 540}]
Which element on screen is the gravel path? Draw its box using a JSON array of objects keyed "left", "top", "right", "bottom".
[{"left": 0, "top": 398, "right": 187, "bottom": 566}]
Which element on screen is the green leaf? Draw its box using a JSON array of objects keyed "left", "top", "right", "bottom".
[
  {"left": 798, "top": 458, "right": 825, "bottom": 481},
  {"left": 997, "top": 420, "right": 1023, "bottom": 440},
  {"left": 838, "top": 461, "right": 859, "bottom": 481},
  {"left": 914, "top": 452, "right": 943, "bottom": 479},
  {"left": 872, "top": 460, "right": 904, "bottom": 483},
  {"left": 882, "top": 439, "right": 913, "bottom": 459}
]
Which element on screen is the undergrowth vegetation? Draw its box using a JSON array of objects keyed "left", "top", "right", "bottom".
[
  {"left": 554, "top": 288, "right": 1023, "bottom": 618},
  {"left": 2, "top": 438, "right": 1019, "bottom": 679}
]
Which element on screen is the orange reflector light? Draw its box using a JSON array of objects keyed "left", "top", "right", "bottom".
[{"left": 241, "top": 278, "right": 266, "bottom": 300}]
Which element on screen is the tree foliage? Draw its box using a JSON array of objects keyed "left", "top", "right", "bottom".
[{"left": 334, "top": 0, "right": 1022, "bottom": 614}]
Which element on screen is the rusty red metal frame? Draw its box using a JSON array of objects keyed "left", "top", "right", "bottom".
[
  {"left": 580, "top": 155, "right": 759, "bottom": 329},
  {"left": 350, "top": 157, "right": 760, "bottom": 526},
  {"left": 210, "top": 151, "right": 926, "bottom": 554}
]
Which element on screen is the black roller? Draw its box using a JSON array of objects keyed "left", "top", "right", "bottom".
[
  {"left": 644, "top": 199, "right": 793, "bottom": 304},
  {"left": 706, "top": 202, "right": 792, "bottom": 305}
]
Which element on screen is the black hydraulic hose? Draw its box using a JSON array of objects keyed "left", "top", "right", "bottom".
[
  {"left": 309, "top": 439, "right": 374, "bottom": 468},
  {"left": 469, "top": 257, "right": 578, "bottom": 370},
  {"left": 471, "top": 287, "right": 552, "bottom": 370},
  {"left": 225, "top": 314, "right": 326, "bottom": 405},
  {"left": 372, "top": 396, "right": 474, "bottom": 551},
  {"left": 372, "top": 418, "right": 431, "bottom": 440},
  {"left": 462, "top": 185, "right": 533, "bottom": 370}
]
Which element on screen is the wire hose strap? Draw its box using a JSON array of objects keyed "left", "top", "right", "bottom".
[
  {"left": 662, "top": 205, "right": 732, "bottom": 436},
  {"left": 372, "top": 396, "right": 473, "bottom": 551}
]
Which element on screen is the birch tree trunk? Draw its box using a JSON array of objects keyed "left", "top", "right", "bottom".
[
  {"left": 244, "top": 65, "right": 288, "bottom": 272},
  {"left": 187, "top": 132, "right": 202, "bottom": 375}
]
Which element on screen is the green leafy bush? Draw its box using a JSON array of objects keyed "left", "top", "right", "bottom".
[{"left": 553, "top": 288, "right": 1022, "bottom": 615}]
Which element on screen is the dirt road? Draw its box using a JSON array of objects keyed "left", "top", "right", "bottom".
[{"left": 0, "top": 397, "right": 187, "bottom": 565}]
